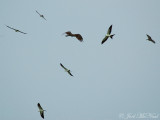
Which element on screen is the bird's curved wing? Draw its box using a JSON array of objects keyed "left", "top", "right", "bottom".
[
  {"left": 75, "top": 34, "right": 83, "bottom": 42},
  {"left": 146, "top": 34, "right": 151, "bottom": 39},
  {"left": 68, "top": 71, "right": 73, "bottom": 76},
  {"left": 107, "top": 25, "right": 112, "bottom": 34},
  {"left": 60, "top": 63, "right": 68, "bottom": 71},
  {"left": 150, "top": 39, "right": 155, "bottom": 43},
  {"left": 65, "top": 31, "right": 73, "bottom": 37},
  {"left": 101, "top": 36, "right": 109, "bottom": 44},
  {"left": 37, "top": 103, "right": 43, "bottom": 110},
  {"left": 40, "top": 111, "right": 44, "bottom": 119}
]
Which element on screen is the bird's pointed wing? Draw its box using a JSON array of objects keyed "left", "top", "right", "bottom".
[
  {"left": 146, "top": 34, "right": 152, "bottom": 39},
  {"left": 6, "top": 25, "right": 17, "bottom": 31},
  {"left": 60, "top": 63, "right": 68, "bottom": 71},
  {"left": 19, "top": 30, "right": 27, "bottom": 34},
  {"left": 68, "top": 71, "right": 73, "bottom": 76},
  {"left": 150, "top": 39, "right": 156, "bottom": 43},
  {"left": 36, "top": 10, "right": 41, "bottom": 16},
  {"left": 107, "top": 25, "right": 112, "bottom": 34},
  {"left": 40, "top": 111, "right": 44, "bottom": 119},
  {"left": 42, "top": 16, "right": 47, "bottom": 20},
  {"left": 37, "top": 103, "right": 43, "bottom": 110},
  {"left": 101, "top": 36, "right": 109, "bottom": 44},
  {"left": 74, "top": 34, "right": 83, "bottom": 42}
]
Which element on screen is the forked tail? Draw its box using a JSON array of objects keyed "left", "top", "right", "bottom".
[{"left": 110, "top": 34, "right": 115, "bottom": 39}]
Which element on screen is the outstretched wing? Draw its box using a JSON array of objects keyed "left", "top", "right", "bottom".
[
  {"left": 36, "top": 10, "right": 41, "bottom": 16},
  {"left": 40, "top": 111, "right": 44, "bottom": 119},
  {"left": 18, "top": 30, "right": 27, "bottom": 34},
  {"left": 74, "top": 34, "right": 83, "bottom": 42},
  {"left": 65, "top": 31, "right": 73, "bottom": 37},
  {"left": 37, "top": 103, "right": 43, "bottom": 110},
  {"left": 6, "top": 25, "right": 17, "bottom": 31},
  {"left": 150, "top": 39, "right": 155, "bottom": 43},
  {"left": 42, "top": 16, "right": 46, "bottom": 20},
  {"left": 60, "top": 63, "right": 68, "bottom": 71},
  {"left": 101, "top": 36, "right": 109, "bottom": 44},
  {"left": 68, "top": 71, "right": 73, "bottom": 76},
  {"left": 146, "top": 34, "right": 152, "bottom": 39},
  {"left": 107, "top": 25, "right": 112, "bottom": 35}
]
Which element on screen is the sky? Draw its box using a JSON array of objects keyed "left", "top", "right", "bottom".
[{"left": 0, "top": 0, "right": 160, "bottom": 120}]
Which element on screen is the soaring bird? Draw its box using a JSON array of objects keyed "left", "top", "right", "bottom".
[
  {"left": 101, "top": 25, "right": 115, "bottom": 44},
  {"left": 60, "top": 63, "right": 73, "bottom": 76},
  {"left": 146, "top": 34, "right": 155, "bottom": 43},
  {"left": 36, "top": 10, "right": 46, "bottom": 20},
  {"left": 64, "top": 31, "right": 83, "bottom": 42},
  {"left": 37, "top": 103, "right": 46, "bottom": 119},
  {"left": 6, "top": 25, "right": 27, "bottom": 34}
]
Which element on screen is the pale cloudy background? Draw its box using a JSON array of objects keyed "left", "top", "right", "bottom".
[{"left": 0, "top": 0, "right": 160, "bottom": 120}]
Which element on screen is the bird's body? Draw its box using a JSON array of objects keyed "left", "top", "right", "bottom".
[
  {"left": 146, "top": 34, "right": 155, "bottom": 43},
  {"left": 64, "top": 31, "right": 83, "bottom": 42},
  {"left": 60, "top": 63, "right": 73, "bottom": 76},
  {"left": 36, "top": 11, "right": 46, "bottom": 20},
  {"left": 6, "top": 25, "right": 27, "bottom": 34},
  {"left": 101, "top": 25, "right": 115, "bottom": 44},
  {"left": 37, "top": 103, "right": 46, "bottom": 119}
]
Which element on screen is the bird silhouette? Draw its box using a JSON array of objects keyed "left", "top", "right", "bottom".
[
  {"left": 60, "top": 63, "right": 73, "bottom": 76},
  {"left": 63, "top": 31, "right": 83, "bottom": 42},
  {"left": 101, "top": 25, "right": 115, "bottom": 44},
  {"left": 36, "top": 10, "right": 46, "bottom": 20},
  {"left": 6, "top": 25, "right": 27, "bottom": 34},
  {"left": 146, "top": 34, "right": 155, "bottom": 43},
  {"left": 37, "top": 103, "right": 46, "bottom": 119}
]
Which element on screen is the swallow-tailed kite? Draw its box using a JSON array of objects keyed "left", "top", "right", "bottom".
[
  {"left": 101, "top": 25, "right": 115, "bottom": 44},
  {"left": 36, "top": 10, "right": 46, "bottom": 20},
  {"left": 6, "top": 25, "right": 27, "bottom": 34},
  {"left": 37, "top": 103, "right": 46, "bottom": 119},
  {"left": 60, "top": 63, "right": 73, "bottom": 76}
]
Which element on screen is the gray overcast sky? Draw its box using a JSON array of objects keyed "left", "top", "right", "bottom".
[{"left": 0, "top": 0, "right": 160, "bottom": 120}]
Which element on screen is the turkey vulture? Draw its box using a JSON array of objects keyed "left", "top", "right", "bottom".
[
  {"left": 60, "top": 63, "right": 73, "bottom": 76},
  {"left": 101, "top": 25, "right": 115, "bottom": 44},
  {"left": 6, "top": 25, "right": 27, "bottom": 34}
]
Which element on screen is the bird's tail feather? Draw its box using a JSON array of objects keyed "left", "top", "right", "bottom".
[{"left": 110, "top": 34, "right": 115, "bottom": 39}]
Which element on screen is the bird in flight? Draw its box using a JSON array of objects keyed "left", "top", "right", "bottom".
[
  {"left": 37, "top": 103, "right": 46, "bottom": 119},
  {"left": 5, "top": 25, "right": 27, "bottom": 34},
  {"left": 36, "top": 10, "right": 46, "bottom": 20},
  {"left": 63, "top": 31, "right": 83, "bottom": 42},
  {"left": 60, "top": 63, "right": 73, "bottom": 76},
  {"left": 146, "top": 34, "right": 155, "bottom": 44},
  {"left": 101, "top": 25, "right": 115, "bottom": 44}
]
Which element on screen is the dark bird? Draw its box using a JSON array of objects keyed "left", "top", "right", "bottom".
[
  {"left": 6, "top": 25, "right": 27, "bottom": 34},
  {"left": 37, "top": 103, "right": 46, "bottom": 119},
  {"left": 146, "top": 34, "right": 155, "bottom": 43},
  {"left": 60, "top": 63, "right": 73, "bottom": 76},
  {"left": 101, "top": 25, "right": 115, "bottom": 44},
  {"left": 36, "top": 10, "right": 46, "bottom": 20},
  {"left": 64, "top": 31, "right": 83, "bottom": 42}
]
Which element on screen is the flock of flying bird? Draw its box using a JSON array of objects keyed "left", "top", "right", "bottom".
[{"left": 5, "top": 10, "right": 157, "bottom": 119}]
